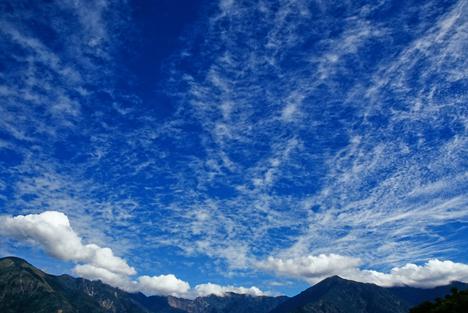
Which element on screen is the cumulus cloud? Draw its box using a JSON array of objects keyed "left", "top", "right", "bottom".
[
  {"left": 138, "top": 274, "right": 191, "bottom": 297},
  {"left": 257, "top": 254, "right": 468, "bottom": 287},
  {"left": 355, "top": 259, "right": 468, "bottom": 288},
  {"left": 256, "top": 254, "right": 361, "bottom": 283},
  {"left": 73, "top": 266, "right": 195, "bottom": 298},
  {"left": 137, "top": 278, "right": 264, "bottom": 298},
  {"left": 73, "top": 264, "right": 131, "bottom": 289},
  {"left": 194, "top": 283, "right": 265, "bottom": 297},
  {"left": 0, "top": 211, "right": 135, "bottom": 275},
  {"left": 0, "top": 211, "right": 265, "bottom": 298}
]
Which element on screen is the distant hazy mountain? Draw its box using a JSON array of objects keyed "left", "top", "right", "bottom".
[
  {"left": 269, "top": 275, "right": 468, "bottom": 313},
  {"left": 167, "top": 292, "right": 287, "bottom": 313},
  {"left": 0, "top": 256, "right": 285, "bottom": 313}
]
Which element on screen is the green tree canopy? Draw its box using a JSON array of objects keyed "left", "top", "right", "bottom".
[{"left": 410, "top": 288, "right": 468, "bottom": 313}]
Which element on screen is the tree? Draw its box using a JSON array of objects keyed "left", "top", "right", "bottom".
[{"left": 410, "top": 288, "right": 468, "bottom": 313}]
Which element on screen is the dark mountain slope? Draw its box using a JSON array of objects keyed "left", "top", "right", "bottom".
[
  {"left": 3, "top": 256, "right": 468, "bottom": 313},
  {"left": 130, "top": 293, "right": 186, "bottom": 313},
  {"left": 270, "top": 276, "right": 410, "bottom": 313},
  {"left": 409, "top": 288, "right": 468, "bottom": 313},
  {"left": 168, "top": 292, "right": 287, "bottom": 313},
  {"left": 269, "top": 276, "right": 468, "bottom": 313},
  {"left": 47, "top": 274, "right": 154, "bottom": 313},
  {"left": 0, "top": 256, "right": 177, "bottom": 313},
  {"left": 0, "top": 256, "right": 286, "bottom": 313},
  {"left": 389, "top": 281, "right": 468, "bottom": 307},
  {"left": 0, "top": 256, "right": 76, "bottom": 313}
]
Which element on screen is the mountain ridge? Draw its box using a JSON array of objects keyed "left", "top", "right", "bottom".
[
  {"left": 269, "top": 275, "right": 468, "bottom": 313},
  {"left": 0, "top": 256, "right": 286, "bottom": 313},
  {"left": 270, "top": 275, "right": 409, "bottom": 313},
  {"left": 1, "top": 256, "right": 467, "bottom": 313}
]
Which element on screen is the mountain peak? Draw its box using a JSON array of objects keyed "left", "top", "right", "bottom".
[
  {"left": 321, "top": 275, "right": 346, "bottom": 282},
  {"left": 270, "top": 275, "right": 409, "bottom": 313},
  {"left": 0, "top": 256, "right": 287, "bottom": 313},
  {"left": 0, "top": 256, "right": 37, "bottom": 270},
  {"left": 1, "top": 258, "right": 467, "bottom": 313},
  {"left": 0, "top": 255, "right": 28, "bottom": 263}
]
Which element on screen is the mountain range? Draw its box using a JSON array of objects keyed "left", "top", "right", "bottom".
[{"left": 1, "top": 256, "right": 466, "bottom": 313}]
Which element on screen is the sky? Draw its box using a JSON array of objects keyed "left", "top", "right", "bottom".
[{"left": 0, "top": 0, "right": 467, "bottom": 299}]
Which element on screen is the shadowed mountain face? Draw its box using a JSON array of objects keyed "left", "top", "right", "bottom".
[
  {"left": 270, "top": 276, "right": 410, "bottom": 313},
  {"left": 1, "top": 257, "right": 467, "bottom": 313},
  {"left": 410, "top": 288, "right": 468, "bottom": 313},
  {"left": 390, "top": 282, "right": 468, "bottom": 307},
  {"left": 0, "top": 257, "right": 74, "bottom": 313},
  {"left": 167, "top": 293, "right": 288, "bottom": 313},
  {"left": 0, "top": 257, "right": 286, "bottom": 313},
  {"left": 0, "top": 256, "right": 155, "bottom": 313},
  {"left": 269, "top": 276, "right": 468, "bottom": 313}
]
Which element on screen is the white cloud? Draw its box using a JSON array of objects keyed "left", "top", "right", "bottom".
[
  {"left": 157, "top": 0, "right": 468, "bottom": 277},
  {"left": 0, "top": 211, "right": 135, "bottom": 275},
  {"left": 73, "top": 264, "right": 194, "bottom": 297},
  {"left": 3, "top": 211, "right": 466, "bottom": 293},
  {"left": 138, "top": 274, "right": 191, "bottom": 297},
  {"left": 2, "top": 0, "right": 466, "bottom": 292},
  {"left": 135, "top": 278, "right": 265, "bottom": 299},
  {"left": 74, "top": 265, "right": 197, "bottom": 298},
  {"left": 194, "top": 283, "right": 265, "bottom": 297},
  {"left": 257, "top": 254, "right": 468, "bottom": 288},
  {"left": 281, "top": 91, "right": 305, "bottom": 122},
  {"left": 0, "top": 211, "right": 266, "bottom": 298},
  {"left": 73, "top": 264, "right": 130, "bottom": 289},
  {"left": 355, "top": 259, "right": 468, "bottom": 288},
  {"left": 256, "top": 254, "right": 361, "bottom": 284},
  {"left": 280, "top": 103, "right": 297, "bottom": 122}
]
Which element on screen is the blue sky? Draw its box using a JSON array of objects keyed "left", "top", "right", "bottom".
[{"left": 0, "top": 0, "right": 467, "bottom": 298}]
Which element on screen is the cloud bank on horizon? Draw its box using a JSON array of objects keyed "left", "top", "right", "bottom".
[
  {"left": 2, "top": 211, "right": 468, "bottom": 295},
  {"left": 0, "top": 211, "right": 264, "bottom": 298},
  {"left": 0, "top": 0, "right": 467, "bottom": 296}
]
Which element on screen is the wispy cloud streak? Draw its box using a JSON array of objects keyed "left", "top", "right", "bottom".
[{"left": 0, "top": 0, "right": 466, "bottom": 293}]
